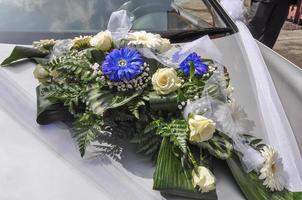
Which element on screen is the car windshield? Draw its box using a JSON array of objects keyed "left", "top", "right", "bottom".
[{"left": 0, "top": 0, "right": 234, "bottom": 43}]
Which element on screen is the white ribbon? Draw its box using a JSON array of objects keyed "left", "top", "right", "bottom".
[
  {"left": 107, "top": 10, "right": 132, "bottom": 43},
  {"left": 236, "top": 21, "right": 302, "bottom": 191}
]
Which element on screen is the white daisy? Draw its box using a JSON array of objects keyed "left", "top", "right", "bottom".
[
  {"left": 259, "top": 146, "right": 286, "bottom": 191},
  {"left": 127, "top": 31, "right": 162, "bottom": 49},
  {"left": 214, "top": 101, "right": 254, "bottom": 134}
]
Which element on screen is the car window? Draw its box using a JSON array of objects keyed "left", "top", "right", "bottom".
[{"left": 0, "top": 0, "right": 226, "bottom": 33}]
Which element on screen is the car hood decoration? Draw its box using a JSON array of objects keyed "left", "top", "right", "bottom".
[{"left": 1, "top": 10, "right": 302, "bottom": 200}]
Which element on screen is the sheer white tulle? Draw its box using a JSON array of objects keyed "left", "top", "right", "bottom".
[
  {"left": 235, "top": 22, "right": 302, "bottom": 192},
  {"left": 220, "top": 0, "right": 246, "bottom": 22},
  {"left": 107, "top": 10, "right": 132, "bottom": 43},
  {"left": 183, "top": 65, "right": 264, "bottom": 173}
]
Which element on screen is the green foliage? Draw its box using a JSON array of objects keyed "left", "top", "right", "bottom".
[
  {"left": 103, "top": 109, "right": 137, "bottom": 139},
  {"left": 49, "top": 51, "right": 97, "bottom": 83},
  {"left": 178, "top": 81, "right": 205, "bottom": 103},
  {"left": 40, "top": 82, "right": 86, "bottom": 115},
  {"left": 227, "top": 155, "right": 302, "bottom": 200},
  {"left": 189, "top": 61, "right": 195, "bottom": 82},
  {"left": 87, "top": 85, "right": 141, "bottom": 116},
  {"left": 72, "top": 110, "right": 136, "bottom": 158},
  {"left": 93, "top": 143, "right": 123, "bottom": 161},
  {"left": 156, "top": 119, "right": 189, "bottom": 155},
  {"left": 131, "top": 120, "right": 162, "bottom": 160},
  {"left": 85, "top": 48, "right": 105, "bottom": 63},
  {"left": 149, "top": 91, "right": 178, "bottom": 112},
  {"left": 200, "top": 131, "right": 233, "bottom": 160},
  {"left": 241, "top": 134, "right": 266, "bottom": 151},
  {"left": 133, "top": 119, "right": 189, "bottom": 160},
  {"left": 73, "top": 113, "right": 101, "bottom": 157},
  {"left": 128, "top": 99, "right": 146, "bottom": 119},
  {"left": 1, "top": 46, "right": 48, "bottom": 66},
  {"left": 153, "top": 138, "right": 217, "bottom": 199}
]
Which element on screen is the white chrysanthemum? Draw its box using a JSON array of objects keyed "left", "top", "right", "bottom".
[
  {"left": 127, "top": 31, "right": 162, "bottom": 49},
  {"left": 72, "top": 35, "right": 92, "bottom": 42},
  {"left": 158, "top": 38, "right": 172, "bottom": 52},
  {"left": 214, "top": 101, "right": 254, "bottom": 134},
  {"left": 71, "top": 35, "right": 92, "bottom": 49},
  {"left": 259, "top": 146, "right": 286, "bottom": 191},
  {"left": 33, "top": 39, "right": 56, "bottom": 50}
]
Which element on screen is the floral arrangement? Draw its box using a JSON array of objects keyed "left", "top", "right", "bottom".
[{"left": 2, "top": 26, "right": 300, "bottom": 200}]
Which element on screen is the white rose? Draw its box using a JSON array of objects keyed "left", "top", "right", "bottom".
[
  {"left": 90, "top": 30, "right": 112, "bottom": 51},
  {"left": 159, "top": 38, "right": 172, "bottom": 53},
  {"left": 192, "top": 166, "right": 216, "bottom": 193},
  {"left": 188, "top": 114, "right": 216, "bottom": 143},
  {"left": 152, "top": 68, "right": 181, "bottom": 95},
  {"left": 33, "top": 64, "right": 49, "bottom": 83}
]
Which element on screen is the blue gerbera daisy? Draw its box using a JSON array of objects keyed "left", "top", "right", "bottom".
[
  {"left": 179, "top": 52, "right": 208, "bottom": 76},
  {"left": 101, "top": 48, "right": 144, "bottom": 81}
]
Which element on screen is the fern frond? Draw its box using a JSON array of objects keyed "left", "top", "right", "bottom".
[
  {"left": 156, "top": 119, "right": 189, "bottom": 155},
  {"left": 48, "top": 50, "right": 96, "bottom": 82},
  {"left": 201, "top": 131, "right": 233, "bottom": 159},
  {"left": 74, "top": 128, "right": 96, "bottom": 157},
  {"left": 72, "top": 113, "right": 103, "bottom": 157},
  {"left": 93, "top": 143, "right": 123, "bottom": 161}
]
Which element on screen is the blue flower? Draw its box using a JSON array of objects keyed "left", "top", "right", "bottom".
[
  {"left": 179, "top": 52, "right": 208, "bottom": 76},
  {"left": 101, "top": 48, "right": 144, "bottom": 81}
]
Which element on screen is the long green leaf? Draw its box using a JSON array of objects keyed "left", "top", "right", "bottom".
[
  {"left": 227, "top": 156, "right": 302, "bottom": 200},
  {"left": 153, "top": 138, "right": 217, "bottom": 199},
  {"left": 1, "top": 46, "right": 48, "bottom": 66}
]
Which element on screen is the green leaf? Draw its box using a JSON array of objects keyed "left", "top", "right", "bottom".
[
  {"left": 1, "top": 46, "right": 48, "bottom": 66},
  {"left": 189, "top": 61, "right": 195, "bottom": 82},
  {"left": 86, "top": 48, "right": 105, "bottom": 63},
  {"left": 156, "top": 120, "right": 189, "bottom": 154},
  {"left": 128, "top": 99, "right": 145, "bottom": 119},
  {"left": 87, "top": 86, "right": 141, "bottom": 116},
  {"left": 131, "top": 120, "right": 162, "bottom": 160},
  {"left": 74, "top": 128, "right": 96, "bottom": 157},
  {"left": 241, "top": 134, "right": 265, "bottom": 151},
  {"left": 201, "top": 132, "right": 233, "bottom": 160},
  {"left": 250, "top": 139, "right": 263, "bottom": 146},
  {"left": 153, "top": 138, "right": 217, "bottom": 199},
  {"left": 149, "top": 92, "right": 178, "bottom": 111},
  {"left": 143, "top": 120, "right": 162, "bottom": 134}
]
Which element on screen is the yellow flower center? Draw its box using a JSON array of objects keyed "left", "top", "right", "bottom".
[
  {"left": 159, "top": 75, "right": 168, "bottom": 86},
  {"left": 138, "top": 36, "right": 148, "bottom": 41},
  {"left": 271, "top": 164, "right": 276, "bottom": 174}
]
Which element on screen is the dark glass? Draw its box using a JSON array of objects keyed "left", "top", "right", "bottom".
[{"left": 0, "top": 0, "right": 235, "bottom": 43}]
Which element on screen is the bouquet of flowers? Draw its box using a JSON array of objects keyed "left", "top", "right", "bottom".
[{"left": 2, "top": 11, "right": 301, "bottom": 200}]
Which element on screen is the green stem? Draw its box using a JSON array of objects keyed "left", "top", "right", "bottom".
[
  {"left": 189, "top": 61, "right": 195, "bottom": 82},
  {"left": 187, "top": 146, "right": 198, "bottom": 169}
]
